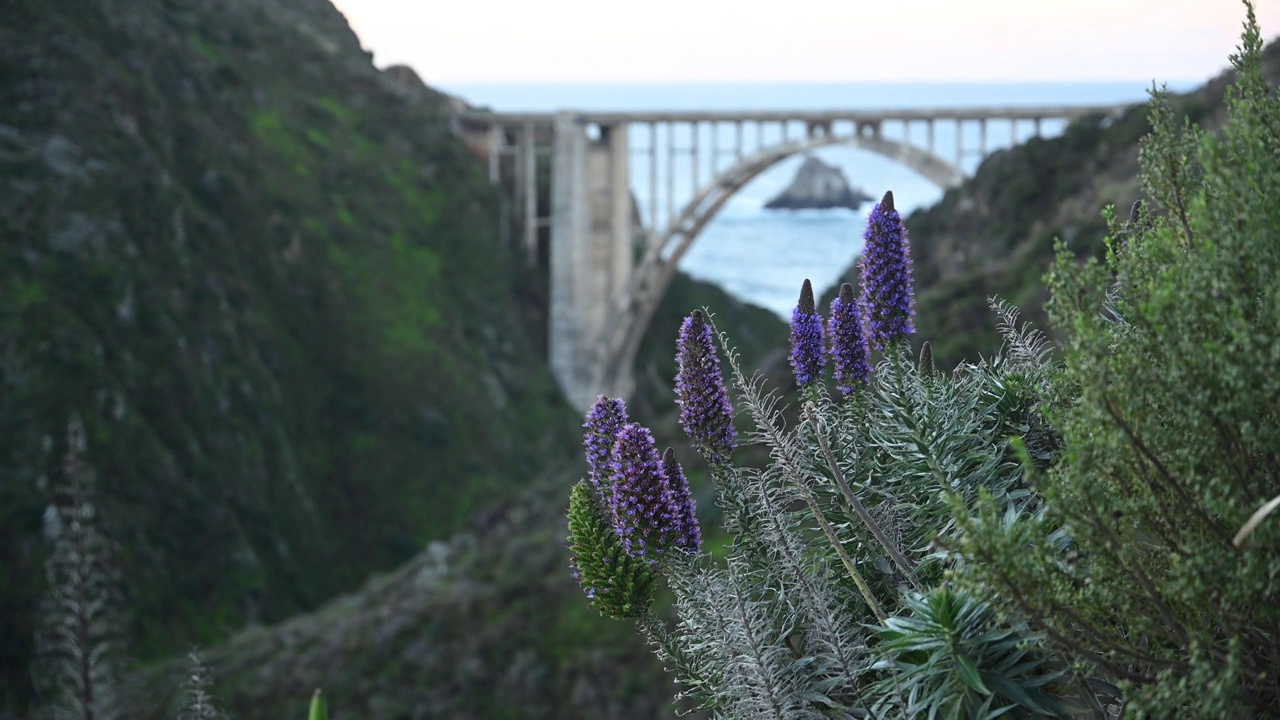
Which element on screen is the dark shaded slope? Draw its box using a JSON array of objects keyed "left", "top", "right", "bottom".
[
  {"left": 0, "top": 0, "right": 580, "bottom": 707},
  {"left": 829, "top": 38, "right": 1280, "bottom": 367},
  {"left": 134, "top": 467, "right": 681, "bottom": 720}
]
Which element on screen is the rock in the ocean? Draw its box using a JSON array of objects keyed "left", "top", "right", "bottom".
[{"left": 765, "top": 155, "right": 873, "bottom": 211}]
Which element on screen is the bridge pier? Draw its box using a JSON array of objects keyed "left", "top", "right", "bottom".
[
  {"left": 521, "top": 122, "right": 537, "bottom": 264},
  {"left": 549, "top": 114, "right": 636, "bottom": 410},
  {"left": 486, "top": 126, "right": 502, "bottom": 182}
]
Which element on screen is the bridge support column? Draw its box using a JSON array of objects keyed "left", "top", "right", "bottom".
[
  {"left": 522, "top": 122, "right": 538, "bottom": 264},
  {"left": 549, "top": 115, "right": 636, "bottom": 410},
  {"left": 667, "top": 122, "right": 676, "bottom": 227},
  {"left": 487, "top": 125, "right": 503, "bottom": 182},
  {"left": 691, "top": 122, "right": 700, "bottom": 192},
  {"left": 649, "top": 122, "right": 658, "bottom": 242}
]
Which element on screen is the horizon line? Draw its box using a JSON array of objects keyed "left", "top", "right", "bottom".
[{"left": 432, "top": 78, "right": 1203, "bottom": 86}]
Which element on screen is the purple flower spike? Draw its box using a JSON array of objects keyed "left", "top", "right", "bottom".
[
  {"left": 661, "top": 448, "right": 702, "bottom": 553},
  {"left": 830, "top": 283, "right": 872, "bottom": 394},
  {"left": 609, "top": 423, "right": 676, "bottom": 563},
  {"left": 860, "top": 191, "right": 916, "bottom": 350},
  {"left": 789, "top": 279, "right": 825, "bottom": 387},
  {"left": 675, "top": 310, "right": 736, "bottom": 467},
  {"left": 583, "top": 395, "right": 628, "bottom": 493}
]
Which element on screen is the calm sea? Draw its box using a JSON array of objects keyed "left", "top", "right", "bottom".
[{"left": 440, "top": 82, "right": 1194, "bottom": 317}]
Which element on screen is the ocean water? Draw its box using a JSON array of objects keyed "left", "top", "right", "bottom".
[{"left": 442, "top": 82, "right": 1195, "bottom": 317}]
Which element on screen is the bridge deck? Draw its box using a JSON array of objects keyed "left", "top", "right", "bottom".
[{"left": 459, "top": 104, "right": 1130, "bottom": 126}]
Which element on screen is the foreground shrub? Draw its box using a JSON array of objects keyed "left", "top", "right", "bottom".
[
  {"left": 567, "top": 197, "right": 1074, "bottom": 717},
  {"left": 565, "top": 6, "right": 1277, "bottom": 718},
  {"left": 953, "top": 6, "right": 1280, "bottom": 716}
]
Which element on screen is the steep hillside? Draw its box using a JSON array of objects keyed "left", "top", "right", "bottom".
[
  {"left": 830, "top": 38, "right": 1280, "bottom": 366},
  {"left": 0, "top": 0, "right": 586, "bottom": 708},
  {"left": 0, "top": 0, "right": 796, "bottom": 712}
]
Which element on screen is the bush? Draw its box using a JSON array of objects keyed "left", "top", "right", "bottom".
[
  {"left": 565, "top": 6, "right": 1279, "bottom": 718},
  {"left": 954, "top": 6, "right": 1280, "bottom": 716}
]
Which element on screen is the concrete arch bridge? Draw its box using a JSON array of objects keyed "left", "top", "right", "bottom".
[{"left": 455, "top": 105, "right": 1127, "bottom": 410}]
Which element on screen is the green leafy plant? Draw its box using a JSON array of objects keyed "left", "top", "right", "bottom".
[
  {"left": 307, "top": 689, "right": 327, "bottom": 720},
  {"left": 567, "top": 195, "right": 1071, "bottom": 718},
  {"left": 33, "top": 417, "right": 124, "bottom": 720},
  {"left": 178, "top": 652, "right": 223, "bottom": 720},
  {"left": 952, "top": 4, "right": 1280, "bottom": 716},
  {"left": 869, "top": 589, "right": 1070, "bottom": 719}
]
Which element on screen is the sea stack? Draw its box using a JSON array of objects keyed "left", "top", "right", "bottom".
[{"left": 765, "top": 155, "right": 874, "bottom": 211}]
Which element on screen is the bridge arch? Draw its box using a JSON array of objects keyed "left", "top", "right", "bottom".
[{"left": 590, "top": 133, "right": 962, "bottom": 397}]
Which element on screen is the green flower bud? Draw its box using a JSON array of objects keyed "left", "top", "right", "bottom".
[{"left": 567, "top": 480, "right": 657, "bottom": 619}]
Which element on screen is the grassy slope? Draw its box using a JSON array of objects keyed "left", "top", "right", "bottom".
[{"left": 0, "top": 0, "right": 584, "bottom": 708}]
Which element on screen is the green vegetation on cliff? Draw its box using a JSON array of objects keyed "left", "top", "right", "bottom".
[
  {"left": 1, "top": 0, "right": 587, "bottom": 708},
  {"left": 0, "top": 0, "right": 788, "bottom": 713},
  {"left": 829, "top": 39, "right": 1280, "bottom": 367}
]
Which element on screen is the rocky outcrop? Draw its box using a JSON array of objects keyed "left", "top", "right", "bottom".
[
  {"left": 131, "top": 472, "right": 684, "bottom": 720},
  {"left": 765, "top": 155, "right": 873, "bottom": 211}
]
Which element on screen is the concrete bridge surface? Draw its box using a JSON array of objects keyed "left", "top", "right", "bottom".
[{"left": 453, "top": 104, "right": 1129, "bottom": 410}]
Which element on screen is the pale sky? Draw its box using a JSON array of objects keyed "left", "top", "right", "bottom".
[{"left": 331, "top": 0, "right": 1280, "bottom": 83}]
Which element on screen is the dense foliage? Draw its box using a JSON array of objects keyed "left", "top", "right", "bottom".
[
  {"left": 955, "top": 9, "right": 1280, "bottom": 714},
  {"left": 569, "top": 9, "right": 1279, "bottom": 717}
]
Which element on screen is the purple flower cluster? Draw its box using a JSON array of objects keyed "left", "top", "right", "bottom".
[
  {"left": 609, "top": 423, "right": 700, "bottom": 561},
  {"left": 662, "top": 448, "right": 702, "bottom": 552},
  {"left": 859, "top": 191, "right": 916, "bottom": 350},
  {"left": 778, "top": 192, "right": 915, "bottom": 394},
  {"left": 789, "top": 279, "right": 826, "bottom": 387},
  {"left": 830, "top": 283, "right": 871, "bottom": 394},
  {"left": 579, "top": 397, "right": 702, "bottom": 567},
  {"left": 584, "top": 395, "right": 628, "bottom": 494},
  {"left": 675, "top": 310, "right": 736, "bottom": 467}
]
